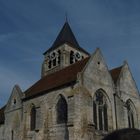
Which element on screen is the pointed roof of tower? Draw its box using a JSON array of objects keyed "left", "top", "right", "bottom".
[{"left": 44, "top": 22, "right": 89, "bottom": 55}]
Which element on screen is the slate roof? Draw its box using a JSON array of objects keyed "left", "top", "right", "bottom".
[
  {"left": 110, "top": 66, "right": 123, "bottom": 84},
  {"left": 43, "top": 22, "right": 89, "bottom": 55},
  {"left": 24, "top": 57, "right": 90, "bottom": 100},
  {"left": 0, "top": 105, "right": 6, "bottom": 125}
]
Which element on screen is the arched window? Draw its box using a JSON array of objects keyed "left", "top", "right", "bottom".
[
  {"left": 56, "top": 95, "right": 68, "bottom": 124},
  {"left": 30, "top": 105, "right": 36, "bottom": 131},
  {"left": 126, "top": 100, "right": 135, "bottom": 128},
  {"left": 70, "top": 51, "right": 74, "bottom": 64},
  {"left": 93, "top": 90, "right": 108, "bottom": 131}
]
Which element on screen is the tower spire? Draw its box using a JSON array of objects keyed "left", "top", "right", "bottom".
[{"left": 43, "top": 18, "right": 89, "bottom": 55}]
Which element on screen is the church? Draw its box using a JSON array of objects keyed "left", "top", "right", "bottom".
[{"left": 0, "top": 21, "right": 140, "bottom": 140}]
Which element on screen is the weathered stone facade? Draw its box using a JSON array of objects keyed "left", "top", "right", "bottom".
[{"left": 0, "top": 21, "right": 140, "bottom": 140}]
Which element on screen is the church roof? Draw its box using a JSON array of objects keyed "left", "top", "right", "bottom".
[
  {"left": 24, "top": 59, "right": 123, "bottom": 100},
  {"left": 23, "top": 57, "right": 122, "bottom": 100},
  {"left": 43, "top": 22, "right": 89, "bottom": 55},
  {"left": 110, "top": 66, "right": 123, "bottom": 84},
  {"left": 0, "top": 105, "right": 6, "bottom": 125},
  {"left": 24, "top": 57, "right": 90, "bottom": 100}
]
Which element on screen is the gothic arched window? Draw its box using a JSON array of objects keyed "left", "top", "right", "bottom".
[
  {"left": 126, "top": 100, "right": 135, "bottom": 128},
  {"left": 56, "top": 95, "right": 68, "bottom": 124},
  {"left": 93, "top": 90, "right": 108, "bottom": 131},
  {"left": 30, "top": 105, "right": 36, "bottom": 131}
]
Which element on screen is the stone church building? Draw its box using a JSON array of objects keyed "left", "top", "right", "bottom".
[{"left": 0, "top": 21, "right": 140, "bottom": 140}]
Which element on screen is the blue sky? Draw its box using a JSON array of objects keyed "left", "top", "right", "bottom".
[{"left": 0, "top": 0, "right": 140, "bottom": 107}]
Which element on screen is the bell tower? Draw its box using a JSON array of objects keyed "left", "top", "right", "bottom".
[{"left": 41, "top": 21, "right": 90, "bottom": 77}]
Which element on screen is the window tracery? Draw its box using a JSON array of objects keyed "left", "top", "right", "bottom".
[
  {"left": 47, "top": 50, "right": 61, "bottom": 69},
  {"left": 126, "top": 100, "right": 135, "bottom": 128},
  {"left": 93, "top": 90, "right": 108, "bottom": 131},
  {"left": 70, "top": 50, "right": 83, "bottom": 64}
]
